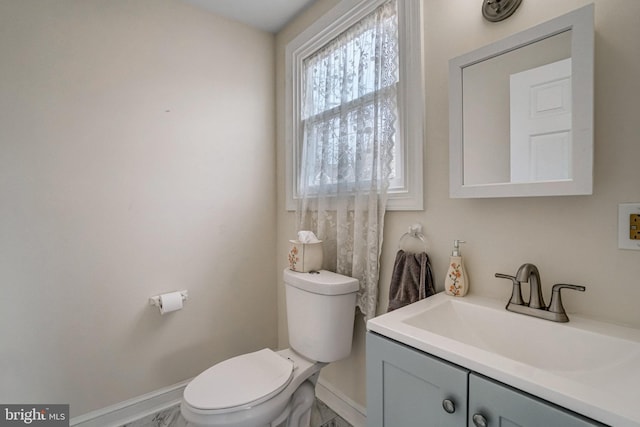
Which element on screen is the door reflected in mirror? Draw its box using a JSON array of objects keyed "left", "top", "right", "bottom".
[{"left": 462, "top": 31, "right": 571, "bottom": 186}]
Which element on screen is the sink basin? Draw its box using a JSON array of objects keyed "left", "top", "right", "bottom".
[
  {"left": 367, "top": 292, "right": 640, "bottom": 427},
  {"left": 402, "top": 297, "right": 640, "bottom": 373}
]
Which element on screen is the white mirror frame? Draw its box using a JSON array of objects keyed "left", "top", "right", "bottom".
[{"left": 449, "top": 4, "right": 594, "bottom": 198}]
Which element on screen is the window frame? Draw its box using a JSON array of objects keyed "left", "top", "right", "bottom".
[{"left": 285, "top": 0, "right": 424, "bottom": 211}]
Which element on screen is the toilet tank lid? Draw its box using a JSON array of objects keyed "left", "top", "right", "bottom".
[{"left": 284, "top": 269, "right": 358, "bottom": 295}]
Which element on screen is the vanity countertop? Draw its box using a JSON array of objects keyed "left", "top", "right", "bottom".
[{"left": 367, "top": 293, "right": 640, "bottom": 427}]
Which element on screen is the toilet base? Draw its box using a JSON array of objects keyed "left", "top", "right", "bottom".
[{"left": 268, "top": 378, "right": 316, "bottom": 427}]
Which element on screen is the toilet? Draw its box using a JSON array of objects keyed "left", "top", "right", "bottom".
[{"left": 180, "top": 269, "right": 359, "bottom": 427}]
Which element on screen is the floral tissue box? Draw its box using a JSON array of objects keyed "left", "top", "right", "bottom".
[{"left": 288, "top": 240, "right": 323, "bottom": 272}]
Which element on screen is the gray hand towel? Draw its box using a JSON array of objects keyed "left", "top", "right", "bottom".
[{"left": 387, "top": 250, "right": 436, "bottom": 312}]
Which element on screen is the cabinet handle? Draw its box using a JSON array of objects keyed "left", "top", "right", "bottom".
[
  {"left": 472, "top": 413, "right": 488, "bottom": 427},
  {"left": 442, "top": 399, "right": 455, "bottom": 414}
]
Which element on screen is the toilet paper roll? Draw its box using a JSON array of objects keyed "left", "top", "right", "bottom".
[{"left": 159, "top": 292, "right": 183, "bottom": 315}]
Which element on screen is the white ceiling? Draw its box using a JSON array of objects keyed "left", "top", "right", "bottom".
[{"left": 182, "top": 0, "right": 318, "bottom": 33}]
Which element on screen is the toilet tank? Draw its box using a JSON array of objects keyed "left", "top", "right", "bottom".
[{"left": 284, "top": 269, "right": 358, "bottom": 363}]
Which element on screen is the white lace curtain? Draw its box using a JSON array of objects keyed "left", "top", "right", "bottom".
[{"left": 296, "top": 0, "right": 399, "bottom": 322}]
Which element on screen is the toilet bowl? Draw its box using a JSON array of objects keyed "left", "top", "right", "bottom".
[
  {"left": 180, "top": 269, "right": 359, "bottom": 427},
  {"left": 181, "top": 348, "right": 325, "bottom": 427}
]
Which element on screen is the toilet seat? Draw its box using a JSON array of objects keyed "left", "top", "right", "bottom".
[{"left": 184, "top": 349, "right": 294, "bottom": 412}]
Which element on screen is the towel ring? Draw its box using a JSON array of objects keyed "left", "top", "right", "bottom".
[{"left": 398, "top": 224, "right": 428, "bottom": 252}]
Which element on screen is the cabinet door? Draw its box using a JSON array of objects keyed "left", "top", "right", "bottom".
[
  {"left": 468, "top": 374, "right": 607, "bottom": 427},
  {"left": 367, "top": 332, "right": 468, "bottom": 427}
]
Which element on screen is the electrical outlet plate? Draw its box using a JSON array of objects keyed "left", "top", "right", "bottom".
[
  {"left": 631, "top": 214, "right": 640, "bottom": 240},
  {"left": 618, "top": 203, "right": 640, "bottom": 250}
]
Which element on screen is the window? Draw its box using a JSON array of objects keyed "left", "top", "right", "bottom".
[{"left": 285, "top": 0, "right": 424, "bottom": 210}]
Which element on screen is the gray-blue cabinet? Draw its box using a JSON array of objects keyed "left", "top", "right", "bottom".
[
  {"left": 367, "top": 331, "right": 467, "bottom": 426},
  {"left": 366, "top": 332, "right": 606, "bottom": 427}
]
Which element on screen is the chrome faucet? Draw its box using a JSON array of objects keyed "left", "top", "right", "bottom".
[{"left": 495, "top": 263, "right": 586, "bottom": 322}]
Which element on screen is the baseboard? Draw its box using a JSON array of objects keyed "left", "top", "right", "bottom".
[
  {"left": 70, "top": 379, "right": 190, "bottom": 427},
  {"left": 315, "top": 378, "right": 367, "bottom": 427}
]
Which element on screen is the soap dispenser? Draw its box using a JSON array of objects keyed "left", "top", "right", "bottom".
[{"left": 444, "top": 240, "right": 468, "bottom": 297}]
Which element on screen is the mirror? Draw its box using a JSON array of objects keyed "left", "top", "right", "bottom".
[{"left": 449, "top": 5, "right": 594, "bottom": 198}]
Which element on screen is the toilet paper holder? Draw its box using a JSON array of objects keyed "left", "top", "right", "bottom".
[{"left": 149, "top": 290, "right": 189, "bottom": 308}]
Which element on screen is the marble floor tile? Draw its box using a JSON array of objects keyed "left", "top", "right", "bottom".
[
  {"left": 121, "top": 398, "right": 351, "bottom": 427},
  {"left": 122, "top": 405, "right": 187, "bottom": 427},
  {"left": 312, "top": 399, "right": 352, "bottom": 427}
]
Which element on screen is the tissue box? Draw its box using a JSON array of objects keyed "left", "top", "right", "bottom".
[{"left": 288, "top": 240, "right": 323, "bottom": 272}]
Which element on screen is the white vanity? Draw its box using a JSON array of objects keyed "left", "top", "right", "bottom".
[{"left": 366, "top": 293, "right": 640, "bottom": 426}]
